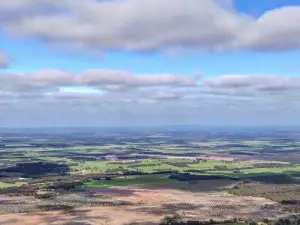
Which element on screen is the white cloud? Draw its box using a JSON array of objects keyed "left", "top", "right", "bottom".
[
  {"left": 1, "top": 69, "right": 299, "bottom": 123},
  {"left": 0, "top": 69, "right": 198, "bottom": 95},
  {"left": 206, "top": 75, "right": 300, "bottom": 91},
  {"left": 2, "top": 0, "right": 299, "bottom": 53},
  {"left": 243, "top": 7, "right": 300, "bottom": 51},
  {"left": 79, "top": 70, "right": 198, "bottom": 87}
]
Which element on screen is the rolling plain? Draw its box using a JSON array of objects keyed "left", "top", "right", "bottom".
[{"left": 0, "top": 127, "right": 300, "bottom": 224}]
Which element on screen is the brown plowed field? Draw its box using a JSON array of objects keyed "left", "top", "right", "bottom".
[{"left": 0, "top": 186, "right": 291, "bottom": 225}]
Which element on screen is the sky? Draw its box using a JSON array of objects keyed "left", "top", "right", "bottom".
[{"left": 0, "top": 0, "right": 300, "bottom": 127}]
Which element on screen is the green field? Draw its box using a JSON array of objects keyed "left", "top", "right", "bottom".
[
  {"left": 72, "top": 158, "right": 256, "bottom": 174},
  {"left": 84, "top": 174, "right": 180, "bottom": 188},
  {"left": 0, "top": 182, "right": 26, "bottom": 188},
  {"left": 206, "top": 166, "right": 300, "bottom": 178}
]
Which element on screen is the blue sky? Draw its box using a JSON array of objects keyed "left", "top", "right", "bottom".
[
  {"left": 235, "top": 0, "right": 300, "bottom": 15},
  {"left": 0, "top": 0, "right": 300, "bottom": 127}
]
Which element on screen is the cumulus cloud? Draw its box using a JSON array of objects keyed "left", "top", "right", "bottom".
[
  {"left": 0, "top": 0, "right": 300, "bottom": 53},
  {"left": 1, "top": 69, "right": 299, "bottom": 112},
  {"left": 1, "top": 72, "right": 300, "bottom": 126},
  {"left": 1, "top": 69, "right": 300, "bottom": 100},
  {"left": 0, "top": 69, "right": 198, "bottom": 94},
  {"left": 0, "top": 69, "right": 73, "bottom": 93},
  {"left": 243, "top": 7, "right": 300, "bottom": 51},
  {"left": 80, "top": 70, "right": 198, "bottom": 87},
  {"left": 205, "top": 75, "right": 300, "bottom": 91},
  {"left": 0, "top": 51, "right": 10, "bottom": 68}
]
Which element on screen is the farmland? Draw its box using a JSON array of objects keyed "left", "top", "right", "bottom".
[
  {"left": 84, "top": 174, "right": 180, "bottom": 188},
  {"left": 0, "top": 126, "right": 300, "bottom": 224}
]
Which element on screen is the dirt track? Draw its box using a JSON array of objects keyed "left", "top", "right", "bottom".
[{"left": 0, "top": 186, "right": 291, "bottom": 225}]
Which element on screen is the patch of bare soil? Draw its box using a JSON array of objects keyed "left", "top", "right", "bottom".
[
  {"left": 197, "top": 155, "right": 237, "bottom": 161},
  {"left": 0, "top": 187, "right": 292, "bottom": 225},
  {"left": 86, "top": 187, "right": 135, "bottom": 197}
]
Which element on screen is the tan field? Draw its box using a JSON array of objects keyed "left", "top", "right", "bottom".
[{"left": 0, "top": 185, "right": 292, "bottom": 225}]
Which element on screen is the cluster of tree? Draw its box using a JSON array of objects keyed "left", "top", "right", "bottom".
[
  {"left": 281, "top": 200, "right": 300, "bottom": 205},
  {"left": 34, "top": 191, "right": 56, "bottom": 199},
  {"left": 0, "top": 173, "right": 114, "bottom": 196},
  {"left": 283, "top": 206, "right": 300, "bottom": 213},
  {"left": 275, "top": 216, "right": 300, "bottom": 225},
  {"left": 104, "top": 167, "right": 178, "bottom": 176},
  {"left": 152, "top": 170, "right": 179, "bottom": 174},
  {"left": 49, "top": 181, "right": 83, "bottom": 190},
  {"left": 169, "top": 173, "right": 239, "bottom": 182},
  {"left": 68, "top": 156, "right": 101, "bottom": 161},
  {"left": 159, "top": 215, "right": 300, "bottom": 225},
  {"left": 122, "top": 171, "right": 146, "bottom": 176},
  {"left": 232, "top": 169, "right": 242, "bottom": 174},
  {"left": 122, "top": 170, "right": 178, "bottom": 176},
  {"left": 118, "top": 155, "right": 150, "bottom": 160},
  {"left": 230, "top": 151, "right": 256, "bottom": 156},
  {"left": 183, "top": 169, "right": 207, "bottom": 173},
  {"left": 107, "top": 160, "right": 141, "bottom": 165},
  {"left": 127, "top": 163, "right": 161, "bottom": 167},
  {"left": 213, "top": 165, "right": 228, "bottom": 170},
  {"left": 254, "top": 163, "right": 297, "bottom": 169},
  {"left": 139, "top": 151, "right": 198, "bottom": 157},
  {"left": 27, "top": 143, "right": 71, "bottom": 148},
  {"left": 0, "top": 184, "right": 37, "bottom": 196},
  {"left": 45, "top": 174, "right": 112, "bottom": 190},
  {"left": 159, "top": 215, "right": 259, "bottom": 225}
]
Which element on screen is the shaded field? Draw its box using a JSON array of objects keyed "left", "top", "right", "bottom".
[
  {"left": 84, "top": 174, "right": 180, "bottom": 188},
  {"left": 85, "top": 175, "right": 239, "bottom": 192}
]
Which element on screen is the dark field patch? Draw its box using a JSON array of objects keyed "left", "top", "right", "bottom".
[
  {"left": 247, "top": 174, "right": 300, "bottom": 184},
  {"left": 0, "top": 162, "right": 70, "bottom": 177},
  {"left": 169, "top": 174, "right": 239, "bottom": 182},
  {"left": 259, "top": 154, "right": 300, "bottom": 164},
  {"left": 86, "top": 188, "right": 135, "bottom": 197},
  {"left": 136, "top": 179, "right": 237, "bottom": 192}
]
